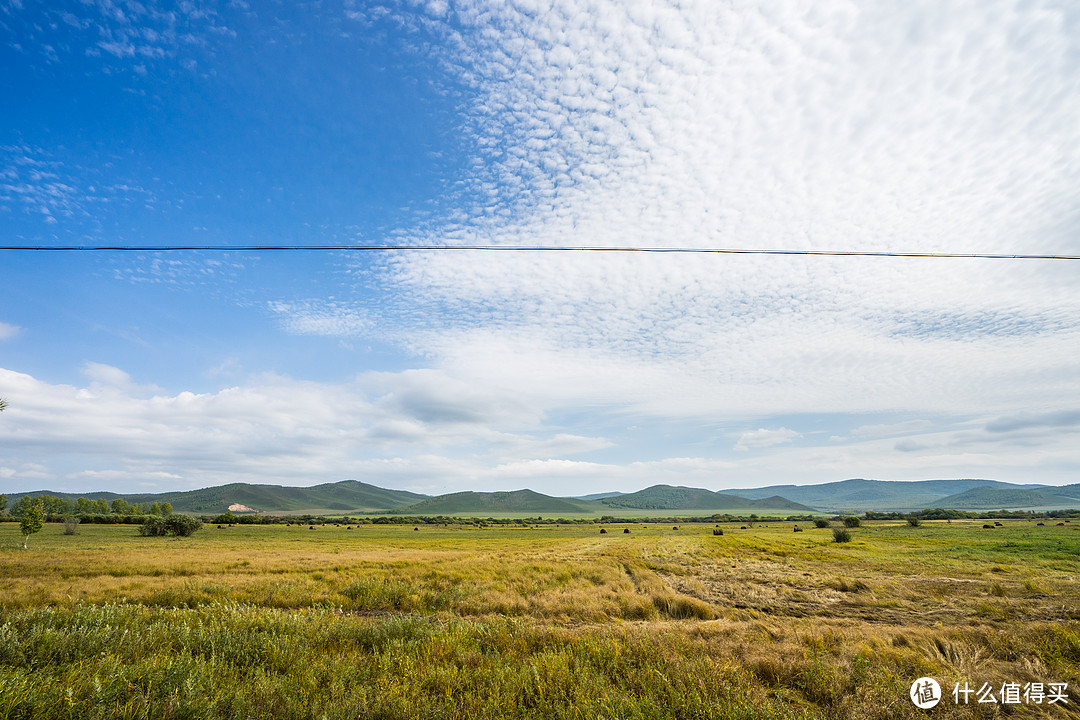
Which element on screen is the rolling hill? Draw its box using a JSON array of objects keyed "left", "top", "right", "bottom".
[
  {"left": 6, "top": 480, "right": 428, "bottom": 514},
  {"left": 599, "top": 485, "right": 815, "bottom": 512},
  {"left": 722, "top": 478, "right": 1053, "bottom": 512},
  {"left": 8, "top": 478, "right": 1079, "bottom": 516},
  {"left": 932, "top": 485, "right": 1080, "bottom": 510},
  {"left": 396, "top": 489, "right": 596, "bottom": 515}
]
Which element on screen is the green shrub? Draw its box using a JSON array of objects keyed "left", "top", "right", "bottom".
[
  {"left": 906, "top": 516, "right": 922, "bottom": 527},
  {"left": 832, "top": 528, "right": 852, "bottom": 543},
  {"left": 813, "top": 518, "right": 830, "bottom": 529},
  {"left": 139, "top": 514, "right": 203, "bottom": 537},
  {"left": 842, "top": 516, "right": 861, "bottom": 528}
]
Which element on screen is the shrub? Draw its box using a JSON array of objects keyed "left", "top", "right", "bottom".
[
  {"left": 906, "top": 516, "right": 922, "bottom": 527},
  {"left": 813, "top": 518, "right": 830, "bottom": 529},
  {"left": 832, "top": 528, "right": 852, "bottom": 543},
  {"left": 139, "top": 514, "right": 203, "bottom": 537},
  {"left": 842, "top": 516, "right": 861, "bottom": 528},
  {"left": 62, "top": 517, "right": 80, "bottom": 535}
]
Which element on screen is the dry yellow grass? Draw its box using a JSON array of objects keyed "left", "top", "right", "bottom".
[{"left": 2, "top": 519, "right": 1079, "bottom": 718}]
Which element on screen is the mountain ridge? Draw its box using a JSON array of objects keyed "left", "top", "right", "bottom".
[
  {"left": 5, "top": 478, "right": 1080, "bottom": 515},
  {"left": 722, "top": 478, "right": 1056, "bottom": 512}
]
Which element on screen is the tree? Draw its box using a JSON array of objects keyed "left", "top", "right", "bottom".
[
  {"left": 0, "top": 494, "right": 7, "bottom": 515},
  {"left": 161, "top": 502, "right": 173, "bottom": 516},
  {"left": 11, "top": 495, "right": 37, "bottom": 518},
  {"left": 110, "top": 498, "right": 132, "bottom": 515},
  {"left": 41, "top": 495, "right": 73, "bottom": 517},
  {"left": 138, "top": 514, "right": 202, "bottom": 537},
  {"left": 20, "top": 501, "right": 44, "bottom": 549}
]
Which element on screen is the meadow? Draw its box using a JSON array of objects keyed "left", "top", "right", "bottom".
[{"left": 1, "top": 518, "right": 1078, "bottom": 719}]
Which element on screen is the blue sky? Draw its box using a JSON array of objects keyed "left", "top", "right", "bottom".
[{"left": 2, "top": 0, "right": 1079, "bottom": 497}]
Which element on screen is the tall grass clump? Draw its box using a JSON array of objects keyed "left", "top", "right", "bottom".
[
  {"left": 0, "top": 603, "right": 802, "bottom": 720},
  {"left": 833, "top": 528, "right": 852, "bottom": 543}
]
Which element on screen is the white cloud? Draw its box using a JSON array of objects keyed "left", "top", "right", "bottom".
[
  {"left": 734, "top": 428, "right": 802, "bottom": 452},
  {"left": 0, "top": 365, "right": 607, "bottom": 492},
  {"left": 851, "top": 420, "right": 935, "bottom": 439},
  {"left": 82, "top": 361, "right": 134, "bottom": 388},
  {"left": 268, "top": 300, "right": 370, "bottom": 337},
  {"left": 0, "top": 322, "right": 21, "bottom": 340},
  {"left": 363, "top": 0, "right": 1080, "bottom": 444}
]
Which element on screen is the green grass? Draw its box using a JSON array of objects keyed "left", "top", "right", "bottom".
[{"left": 2, "top": 520, "right": 1079, "bottom": 719}]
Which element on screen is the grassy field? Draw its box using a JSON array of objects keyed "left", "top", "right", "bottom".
[{"left": 1, "top": 519, "right": 1078, "bottom": 718}]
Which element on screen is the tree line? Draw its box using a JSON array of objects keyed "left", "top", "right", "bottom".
[{"left": 0, "top": 494, "right": 173, "bottom": 520}]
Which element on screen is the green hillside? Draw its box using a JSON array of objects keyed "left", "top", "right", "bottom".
[
  {"left": 575, "top": 491, "right": 626, "bottom": 501},
  {"left": 724, "top": 478, "right": 1050, "bottom": 512},
  {"left": 397, "top": 489, "right": 596, "bottom": 515},
  {"left": 12, "top": 478, "right": 1077, "bottom": 517},
  {"left": 155, "top": 480, "right": 429, "bottom": 513},
  {"left": 932, "top": 486, "right": 1080, "bottom": 510},
  {"left": 599, "top": 485, "right": 814, "bottom": 512},
  {"left": 8, "top": 481, "right": 429, "bottom": 514}
]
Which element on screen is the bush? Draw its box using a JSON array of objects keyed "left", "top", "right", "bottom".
[
  {"left": 139, "top": 514, "right": 203, "bottom": 537},
  {"left": 62, "top": 517, "right": 80, "bottom": 535},
  {"left": 906, "top": 516, "right": 922, "bottom": 527},
  {"left": 832, "top": 528, "right": 852, "bottom": 543},
  {"left": 813, "top": 518, "right": 830, "bottom": 528},
  {"left": 842, "top": 516, "right": 861, "bottom": 528}
]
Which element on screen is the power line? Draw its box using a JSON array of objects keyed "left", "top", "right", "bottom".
[{"left": 0, "top": 244, "right": 1078, "bottom": 260}]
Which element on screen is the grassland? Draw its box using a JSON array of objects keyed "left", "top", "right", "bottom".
[{"left": 1, "top": 519, "right": 1079, "bottom": 719}]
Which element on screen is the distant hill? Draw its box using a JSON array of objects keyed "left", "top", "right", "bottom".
[
  {"left": 397, "top": 489, "right": 595, "bottom": 515},
  {"left": 723, "top": 478, "right": 1052, "bottom": 512},
  {"left": 575, "top": 491, "right": 626, "bottom": 501},
  {"left": 9, "top": 478, "right": 1079, "bottom": 516},
  {"left": 7, "top": 480, "right": 428, "bottom": 514},
  {"left": 933, "top": 485, "right": 1080, "bottom": 510},
  {"left": 600, "top": 485, "right": 815, "bottom": 512}
]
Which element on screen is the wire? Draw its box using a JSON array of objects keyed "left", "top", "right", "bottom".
[{"left": 0, "top": 244, "right": 1078, "bottom": 259}]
